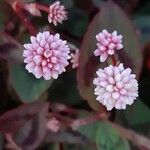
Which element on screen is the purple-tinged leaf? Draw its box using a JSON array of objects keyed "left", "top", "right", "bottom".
[
  {"left": 46, "top": 129, "right": 91, "bottom": 144},
  {"left": 13, "top": 102, "right": 49, "bottom": 150},
  {"left": 0, "top": 32, "right": 23, "bottom": 63},
  {"left": 0, "top": 43, "right": 23, "bottom": 63},
  {"left": 0, "top": 101, "right": 49, "bottom": 134}
]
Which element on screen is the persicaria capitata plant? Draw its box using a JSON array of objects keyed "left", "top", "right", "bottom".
[{"left": 0, "top": 0, "right": 149, "bottom": 150}]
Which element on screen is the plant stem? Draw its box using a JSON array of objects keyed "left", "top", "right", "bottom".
[
  {"left": 52, "top": 103, "right": 78, "bottom": 114},
  {"left": 5, "top": 0, "right": 37, "bottom": 36},
  {"left": 111, "top": 55, "right": 117, "bottom": 66},
  {"left": 70, "top": 113, "right": 109, "bottom": 130},
  {"left": 35, "top": 3, "right": 49, "bottom": 13},
  {"left": 50, "top": 110, "right": 150, "bottom": 150}
]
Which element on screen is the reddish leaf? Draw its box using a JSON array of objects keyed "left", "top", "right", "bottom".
[
  {"left": 0, "top": 43, "right": 23, "bottom": 63},
  {"left": 13, "top": 102, "right": 49, "bottom": 150},
  {"left": 0, "top": 32, "right": 23, "bottom": 63},
  {"left": 0, "top": 101, "right": 49, "bottom": 134}
]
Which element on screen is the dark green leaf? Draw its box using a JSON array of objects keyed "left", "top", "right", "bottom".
[
  {"left": 46, "top": 129, "right": 91, "bottom": 144},
  {"left": 63, "top": 144, "right": 97, "bottom": 150},
  {"left": 123, "top": 101, "right": 150, "bottom": 126},
  {"left": 77, "top": 117, "right": 130, "bottom": 150},
  {"left": 92, "top": 0, "right": 104, "bottom": 7},
  {"left": 9, "top": 64, "right": 53, "bottom": 103},
  {"left": 58, "top": 8, "right": 89, "bottom": 38},
  {"left": 49, "top": 71, "right": 82, "bottom": 106},
  {"left": 95, "top": 122, "right": 130, "bottom": 150},
  {"left": 134, "top": 15, "right": 150, "bottom": 45}
]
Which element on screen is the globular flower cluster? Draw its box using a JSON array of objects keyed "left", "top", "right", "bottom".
[
  {"left": 48, "top": 1, "right": 68, "bottom": 26},
  {"left": 94, "top": 30, "right": 123, "bottom": 62},
  {"left": 23, "top": 31, "right": 71, "bottom": 80},
  {"left": 70, "top": 49, "right": 80, "bottom": 69},
  {"left": 93, "top": 63, "right": 138, "bottom": 110}
]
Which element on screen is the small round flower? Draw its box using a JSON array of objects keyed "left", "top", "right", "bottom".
[
  {"left": 93, "top": 63, "right": 138, "bottom": 110},
  {"left": 47, "top": 118, "right": 60, "bottom": 133},
  {"left": 48, "top": 1, "right": 68, "bottom": 26},
  {"left": 70, "top": 49, "right": 80, "bottom": 69},
  {"left": 94, "top": 30, "right": 123, "bottom": 62},
  {"left": 23, "top": 31, "right": 71, "bottom": 80}
]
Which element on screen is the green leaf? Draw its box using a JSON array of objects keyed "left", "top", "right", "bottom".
[
  {"left": 134, "top": 15, "right": 150, "bottom": 45},
  {"left": 93, "top": 0, "right": 104, "bottom": 7},
  {"left": 77, "top": 111, "right": 100, "bottom": 140},
  {"left": 49, "top": 71, "right": 82, "bottom": 106},
  {"left": 78, "top": 119, "right": 130, "bottom": 150},
  {"left": 76, "top": 111, "right": 130, "bottom": 150},
  {"left": 123, "top": 101, "right": 150, "bottom": 126},
  {"left": 95, "top": 122, "right": 130, "bottom": 150},
  {"left": 61, "top": 0, "right": 74, "bottom": 8},
  {"left": 63, "top": 144, "right": 97, "bottom": 150},
  {"left": 77, "top": 1, "right": 142, "bottom": 111},
  {"left": 46, "top": 129, "right": 91, "bottom": 144},
  {"left": 9, "top": 64, "right": 53, "bottom": 103}
]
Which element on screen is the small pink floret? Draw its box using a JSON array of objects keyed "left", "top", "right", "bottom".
[
  {"left": 70, "top": 49, "right": 80, "bottom": 69},
  {"left": 23, "top": 31, "right": 71, "bottom": 80},
  {"left": 94, "top": 30, "right": 123, "bottom": 62},
  {"left": 47, "top": 117, "right": 60, "bottom": 133},
  {"left": 48, "top": 1, "right": 68, "bottom": 26},
  {"left": 93, "top": 63, "right": 138, "bottom": 110}
]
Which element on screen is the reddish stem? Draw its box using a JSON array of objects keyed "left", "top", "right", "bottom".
[
  {"left": 6, "top": 0, "right": 37, "bottom": 36},
  {"left": 70, "top": 113, "right": 108, "bottom": 130},
  {"left": 5, "top": 133, "right": 21, "bottom": 150},
  {"left": 52, "top": 103, "right": 77, "bottom": 114},
  {"left": 16, "top": 9, "right": 37, "bottom": 35},
  {"left": 35, "top": 3, "right": 50, "bottom": 13},
  {"left": 59, "top": 143, "right": 64, "bottom": 150},
  {"left": 111, "top": 55, "right": 117, "bottom": 66}
]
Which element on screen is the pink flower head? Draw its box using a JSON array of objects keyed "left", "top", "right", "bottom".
[
  {"left": 24, "top": 3, "right": 41, "bottom": 17},
  {"left": 48, "top": 1, "right": 68, "bottom": 26},
  {"left": 93, "top": 63, "right": 138, "bottom": 110},
  {"left": 23, "top": 31, "right": 71, "bottom": 80},
  {"left": 70, "top": 49, "right": 80, "bottom": 69},
  {"left": 94, "top": 30, "right": 123, "bottom": 62},
  {"left": 47, "top": 117, "right": 60, "bottom": 133}
]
